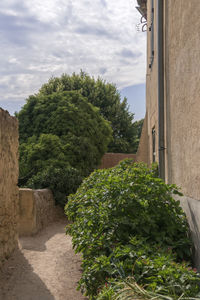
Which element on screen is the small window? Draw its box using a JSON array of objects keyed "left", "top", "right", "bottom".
[
  {"left": 152, "top": 127, "right": 156, "bottom": 162},
  {"left": 149, "top": 0, "right": 154, "bottom": 69}
]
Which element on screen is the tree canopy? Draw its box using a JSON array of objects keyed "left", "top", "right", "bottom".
[
  {"left": 38, "top": 71, "right": 138, "bottom": 153},
  {"left": 18, "top": 91, "right": 112, "bottom": 205}
]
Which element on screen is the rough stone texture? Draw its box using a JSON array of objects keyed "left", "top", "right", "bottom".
[
  {"left": 99, "top": 153, "right": 136, "bottom": 169},
  {"left": 0, "top": 108, "right": 19, "bottom": 267},
  {"left": 19, "top": 188, "right": 57, "bottom": 236},
  {"left": 18, "top": 189, "right": 36, "bottom": 236}
]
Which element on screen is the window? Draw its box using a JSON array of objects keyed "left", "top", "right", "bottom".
[
  {"left": 152, "top": 127, "right": 156, "bottom": 162},
  {"left": 149, "top": 0, "right": 154, "bottom": 69}
]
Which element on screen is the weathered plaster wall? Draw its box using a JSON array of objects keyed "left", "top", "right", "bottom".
[
  {"left": 0, "top": 109, "right": 19, "bottom": 267},
  {"left": 145, "top": 0, "right": 159, "bottom": 165},
  {"left": 19, "top": 189, "right": 57, "bottom": 236},
  {"left": 145, "top": 0, "right": 200, "bottom": 267},
  {"left": 165, "top": 0, "right": 200, "bottom": 197},
  {"left": 164, "top": 0, "right": 200, "bottom": 267},
  {"left": 99, "top": 153, "right": 136, "bottom": 169}
]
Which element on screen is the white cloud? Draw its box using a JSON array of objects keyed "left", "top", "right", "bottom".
[{"left": 0, "top": 0, "right": 146, "bottom": 113}]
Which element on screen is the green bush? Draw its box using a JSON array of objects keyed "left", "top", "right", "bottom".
[
  {"left": 25, "top": 164, "right": 82, "bottom": 207},
  {"left": 17, "top": 91, "right": 112, "bottom": 206},
  {"left": 66, "top": 161, "right": 190, "bottom": 258},
  {"left": 65, "top": 160, "right": 199, "bottom": 298},
  {"left": 98, "top": 272, "right": 200, "bottom": 300},
  {"left": 38, "top": 71, "right": 139, "bottom": 153}
]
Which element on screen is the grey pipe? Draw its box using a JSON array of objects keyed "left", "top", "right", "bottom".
[{"left": 157, "top": 0, "right": 165, "bottom": 180}]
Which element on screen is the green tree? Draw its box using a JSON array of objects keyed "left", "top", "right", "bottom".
[
  {"left": 38, "top": 71, "right": 137, "bottom": 153},
  {"left": 18, "top": 91, "right": 112, "bottom": 205}
]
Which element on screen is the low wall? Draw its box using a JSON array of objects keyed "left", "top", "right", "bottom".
[
  {"left": 19, "top": 189, "right": 57, "bottom": 236},
  {"left": 0, "top": 109, "right": 19, "bottom": 267},
  {"left": 99, "top": 153, "right": 136, "bottom": 169}
]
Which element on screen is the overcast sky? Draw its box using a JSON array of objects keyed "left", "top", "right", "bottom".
[{"left": 0, "top": 0, "right": 146, "bottom": 120}]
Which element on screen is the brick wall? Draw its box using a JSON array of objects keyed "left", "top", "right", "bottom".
[{"left": 99, "top": 153, "right": 136, "bottom": 169}]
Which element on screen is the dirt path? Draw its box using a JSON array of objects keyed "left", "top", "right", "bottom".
[{"left": 0, "top": 217, "right": 87, "bottom": 300}]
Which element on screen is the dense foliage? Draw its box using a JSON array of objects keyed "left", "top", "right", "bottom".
[
  {"left": 18, "top": 91, "right": 112, "bottom": 206},
  {"left": 65, "top": 161, "right": 200, "bottom": 299},
  {"left": 38, "top": 71, "right": 138, "bottom": 153}
]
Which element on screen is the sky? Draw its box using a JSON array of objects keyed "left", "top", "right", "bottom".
[{"left": 0, "top": 0, "right": 146, "bottom": 120}]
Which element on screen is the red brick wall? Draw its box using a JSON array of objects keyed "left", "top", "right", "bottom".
[{"left": 99, "top": 153, "right": 136, "bottom": 169}]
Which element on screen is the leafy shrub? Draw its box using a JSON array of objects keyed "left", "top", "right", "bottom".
[
  {"left": 17, "top": 91, "right": 112, "bottom": 205},
  {"left": 98, "top": 274, "right": 200, "bottom": 300},
  {"left": 66, "top": 161, "right": 190, "bottom": 258},
  {"left": 38, "top": 71, "right": 139, "bottom": 153},
  {"left": 65, "top": 160, "right": 199, "bottom": 298},
  {"left": 25, "top": 164, "right": 82, "bottom": 207},
  {"left": 77, "top": 238, "right": 200, "bottom": 299},
  {"left": 134, "top": 252, "right": 200, "bottom": 297}
]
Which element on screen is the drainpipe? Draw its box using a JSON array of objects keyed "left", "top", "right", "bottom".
[{"left": 157, "top": 0, "right": 165, "bottom": 180}]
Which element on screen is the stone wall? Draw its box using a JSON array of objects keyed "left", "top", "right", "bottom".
[
  {"left": 0, "top": 109, "right": 19, "bottom": 267},
  {"left": 19, "top": 188, "right": 57, "bottom": 236},
  {"left": 99, "top": 153, "right": 136, "bottom": 169}
]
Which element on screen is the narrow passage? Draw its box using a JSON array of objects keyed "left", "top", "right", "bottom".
[{"left": 0, "top": 217, "right": 87, "bottom": 300}]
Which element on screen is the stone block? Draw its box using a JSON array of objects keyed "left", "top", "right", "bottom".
[{"left": 19, "top": 188, "right": 56, "bottom": 236}]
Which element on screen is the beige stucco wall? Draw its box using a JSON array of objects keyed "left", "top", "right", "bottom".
[
  {"left": 164, "top": 0, "right": 200, "bottom": 267},
  {"left": 164, "top": 0, "right": 200, "bottom": 197},
  {"left": 146, "top": 0, "right": 200, "bottom": 196},
  {"left": 19, "top": 188, "right": 57, "bottom": 236},
  {"left": 0, "top": 109, "right": 19, "bottom": 267},
  {"left": 145, "top": 0, "right": 200, "bottom": 184},
  {"left": 145, "top": 0, "right": 200, "bottom": 267},
  {"left": 145, "top": 0, "right": 159, "bottom": 165}
]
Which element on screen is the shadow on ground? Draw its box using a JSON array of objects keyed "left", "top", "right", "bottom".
[
  {"left": 0, "top": 248, "right": 55, "bottom": 300},
  {"left": 20, "top": 211, "right": 68, "bottom": 252}
]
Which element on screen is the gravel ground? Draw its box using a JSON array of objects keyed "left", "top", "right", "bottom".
[{"left": 0, "top": 217, "right": 87, "bottom": 300}]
